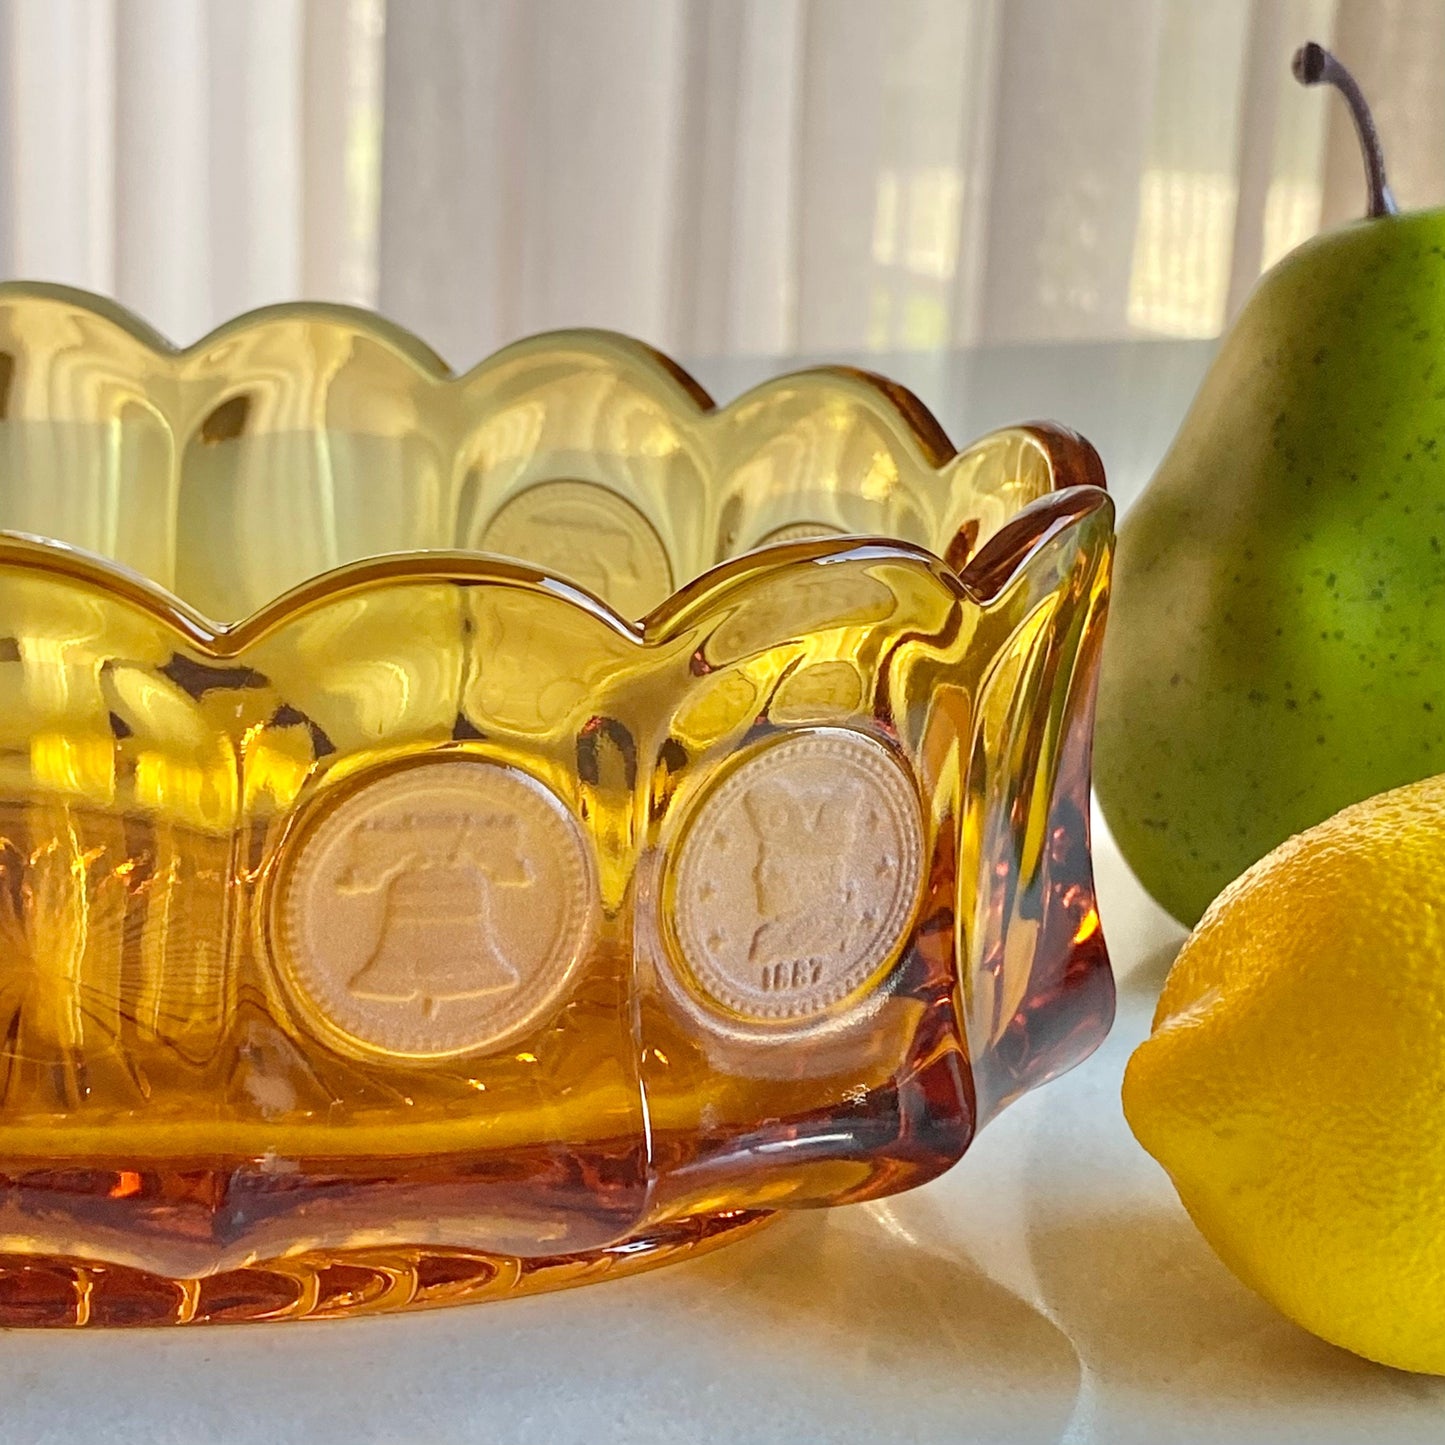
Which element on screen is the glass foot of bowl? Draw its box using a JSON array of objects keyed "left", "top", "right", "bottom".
[{"left": 0, "top": 1211, "right": 776, "bottom": 1327}]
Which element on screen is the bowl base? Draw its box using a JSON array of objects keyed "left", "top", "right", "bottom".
[{"left": 0, "top": 1209, "right": 776, "bottom": 1326}]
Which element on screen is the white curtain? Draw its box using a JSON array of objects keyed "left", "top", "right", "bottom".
[{"left": 0, "top": 0, "right": 1436, "bottom": 368}]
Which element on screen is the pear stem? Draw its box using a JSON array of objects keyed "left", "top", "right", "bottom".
[{"left": 1292, "top": 41, "right": 1397, "bottom": 219}]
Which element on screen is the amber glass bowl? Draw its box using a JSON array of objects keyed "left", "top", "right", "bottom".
[{"left": 0, "top": 283, "right": 1113, "bottom": 1325}]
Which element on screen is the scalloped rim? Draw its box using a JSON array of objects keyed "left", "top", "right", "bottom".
[
  {"left": 0, "top": 282, "right": 1110, "bottom": 647},
  {"left": 0, "top": 486, "right": 1110, "bottom": 659}
]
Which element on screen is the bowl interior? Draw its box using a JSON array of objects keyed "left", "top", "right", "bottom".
[{"left": 0, "top": 286, "right": 1096, "bottom": 625}]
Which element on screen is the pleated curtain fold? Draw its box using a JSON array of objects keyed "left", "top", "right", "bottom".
[{"left": 0, "top": 0, "right": 1437, "bottom": 366}]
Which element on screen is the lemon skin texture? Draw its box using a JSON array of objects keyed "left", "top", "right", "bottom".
[
  {"left": 1096, "top": 210, "right": 1445, "bottom": 927},
  {"left": 1123, "top": 773, "right": 1445, "bottom": 1374}
]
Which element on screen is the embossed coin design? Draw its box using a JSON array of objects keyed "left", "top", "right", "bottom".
[
  {"left": 275, "top": 758, "right": 594, "bottom": 1059},
  {"left": 481, "top": 480, "right": 673, "bottom": 619},
  {"left": 748, "top": 520, "right": 846, "bottom": 551},
  {"left": 671, "top": 729, "right": 925, "bottom": 1023}
]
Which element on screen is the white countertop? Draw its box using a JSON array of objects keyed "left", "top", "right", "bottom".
[{"left": 7, "top": 342, "right": 1443, "bottom": 1443}]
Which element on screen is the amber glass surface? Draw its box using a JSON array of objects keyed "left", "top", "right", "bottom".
[{"left": 0, "top": 284, "right": 1113, "bottom": 1324}]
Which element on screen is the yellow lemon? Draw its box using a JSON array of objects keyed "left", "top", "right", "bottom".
[{"left": 1123, "top": 772, "right": 1445, "bottom": 1374}]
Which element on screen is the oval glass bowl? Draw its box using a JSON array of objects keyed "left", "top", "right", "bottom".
[{"left": 0, "top": 283, "right": 1114, "bottom": 1325}]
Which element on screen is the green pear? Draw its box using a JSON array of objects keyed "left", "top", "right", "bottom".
[{"left": 1096, "top": 43, "right": 1445, "bottom": 925}]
